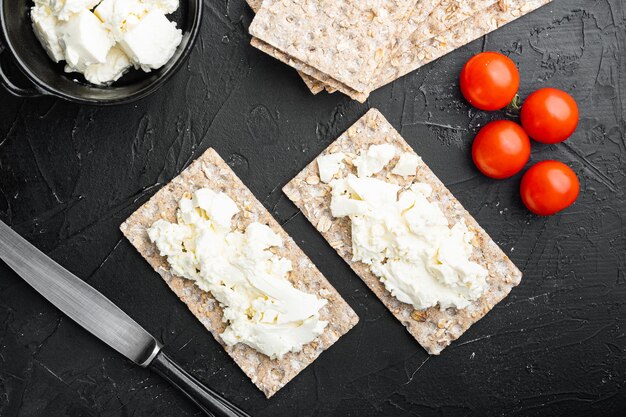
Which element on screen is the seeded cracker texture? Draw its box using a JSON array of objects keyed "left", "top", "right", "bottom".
[
  {"left": 246, "top": 0, "right": 437, "bottom": 99},
  {"left": 250, "top": 37, "right": 369, "bottom": 102},
  {"left": 248, "top": 0, "right": 441, "bottom": 100},
  {"left": 247, "top": 0, "right": 443, "bottom": 97},
  {"left": 371, "top": 0, "right": 553, "bottom": 89},
  {"left": 248, "top": 0, "right": 419, "bottom": 95},
  {"left": 120, "top": 148, "right": 359, "bottom": 398},
  {"left": 283, "top": 109, "right": 522, "bottom": 355},
  {"left": 246, "top": 0, "right": 262, "bottom": 11},
  {"left": 248, "top": 0, "right": 552, "bottom": 99},
  {"left": 408, "top": 0, "right": 501, "bottom": 46},
  {"left": 245, "top": 0, "right": 325, "bottom": 95}
]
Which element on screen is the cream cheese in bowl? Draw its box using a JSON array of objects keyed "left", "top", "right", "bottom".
[{"left": 30, "top": 0, "right": 183, "bottom": 85}]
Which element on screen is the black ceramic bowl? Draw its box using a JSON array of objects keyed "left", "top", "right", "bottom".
[{"left": 0, "top": 0, "right": 202, "bottom": 105}]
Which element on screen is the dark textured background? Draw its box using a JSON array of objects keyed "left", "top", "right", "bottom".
[{"left": 1, "top": 0, "right": 625, "bottom": 416}]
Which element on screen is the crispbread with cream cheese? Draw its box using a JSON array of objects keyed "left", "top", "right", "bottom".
[
  {"left": 283, "top": 109, "right": 522, "bottom": 355},
  {"left": 121, "top": 148, "right": 359, "bottom": 397}
]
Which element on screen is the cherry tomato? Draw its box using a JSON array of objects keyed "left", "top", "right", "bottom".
[
  {"left": 521, "top": 88, "right": 579, "bottom": 144},
  {"left": 472, "top": 120, "right": 531, "bottom": 179},
  {"left": 460, "top": 52, "right": 520, "bottom": 111},
  {"left": 520, "top": 161, "right": 579, "bottom": 216}
]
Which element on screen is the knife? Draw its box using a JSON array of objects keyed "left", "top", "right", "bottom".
[{"left": 0, "top": 220, "right": 251, "bottom": 417}]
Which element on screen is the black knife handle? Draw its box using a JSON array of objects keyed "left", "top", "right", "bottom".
[{"left": 150, "top": 350, "right": 251, "bottom": 417}]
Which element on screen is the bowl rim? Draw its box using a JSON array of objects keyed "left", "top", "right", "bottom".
[{"left": 0, "top": 0, "right": 203, "bottom": 105}]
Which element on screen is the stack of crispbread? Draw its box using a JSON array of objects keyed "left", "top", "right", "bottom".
[{"left": 247, "top": 0, "right": 553, "bottom": 101}]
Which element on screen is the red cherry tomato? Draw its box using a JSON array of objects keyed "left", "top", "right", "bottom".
[
  {"left": 521, "top": 88, "right": 579, "bottom": 144},
  {"left": 460, "top": 52, "right": 520, "bottom": 111},
  {"left": 472, "top": 120, "right": 531, "bottom": 179},
  {"left": 520, "top": 161, "right": 580, "bottom": 216}
]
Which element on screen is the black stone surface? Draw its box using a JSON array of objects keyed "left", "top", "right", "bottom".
[{"left": 1, "top": 1, "right": 625, "bottom": 416}]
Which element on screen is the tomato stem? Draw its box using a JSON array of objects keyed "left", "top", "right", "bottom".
[{"left": 505, "top": 94, "right": 522, "bottom": 117}]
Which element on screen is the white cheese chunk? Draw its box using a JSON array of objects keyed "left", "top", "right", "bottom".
[
  {"left": 118, "top": 10, "right": 182, "bottom": 71},
  {"left": 31, "top": 0, "right": 181, "bottom": 84},
  {"left": 192, "top": 188, "right": 240, "bottom": 230},
  {"left": 392, "top": 152, "right": 420, "bottom": 177},
  {"left": 39, "top": 0, "right": 102, "bottom": 21},
  {"left": 329, "top": 145, "right": 488, "bottom": 311},
  {"left": 317, "top": 152, "right": 345, "bottom": 183},
  {"left": 330, "top": 194, "right": 367, "bottom": 217},
  {"left": 31, "top": 6, "right": 65, "bottom": 62},
  {"left": 143, "top": 0, "right": 179, "bottom": 14},
  {"left": 59, "top": 9, "right": 114, "bottom": 73},
  {"left": 148, "top": 188, "right": 328, "bottom": 360},
  {"left": 95, "top": 0, "right": 179, "bottom": 39},
  {"left": 94, "top": 0, "right": 147, "bottom": 40},
  {"left": 353, "top": 144, "right": 396, "bottom": 178},
  {"left": 83, "top": 46, "right": 131, "bottom": 85}
]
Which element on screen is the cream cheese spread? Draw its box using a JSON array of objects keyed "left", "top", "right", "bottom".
[
  {"left": 30, "top": 0, "right": 182, "bottom": 85},
  {"left": 317, "top": 152, "right": 345, "bottom": 183},
  {"left": 148, "top": 188, "right": 328, "bottom": 360},
  {"left": 392, "top": 152, "right": 420, "bottom": 177},
  {"left": 353, "top": 143, "right": 396, "bottom": 178},
  {"left": 326, "top": 146, "right": 488, "bottom": 310}
]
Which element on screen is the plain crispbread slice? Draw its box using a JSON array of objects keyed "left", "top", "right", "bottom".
[
  {"left": 247, "top": 0, "right": 552, "bottom": 98},
  {"left": 250, "top": 37, "right": 369, "bottom": 102},
  {"left": 246, "top": 0, "right": 262, "bottom": 11},
  {"left": 370, "top": 0, "right": 553, "bottom": 90},
  {"left": 120, "top": 148, "right": 359, "bottom": 397},
  {"left": 246, "top": 0, "right": 443, "bottom": 99},
  {"left": 365, "top": 0, "right": 502, "bottom": 89},
  {"left": 245, "top": 0, "right": 325, "bottom": 95},
  {"left": 283, "top": 109, "right": 522, "bottom": 355},
  {"left": 249, "top": 0, "right": 419, "bottom": 95}
]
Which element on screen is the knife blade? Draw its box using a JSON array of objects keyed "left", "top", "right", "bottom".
[
  {"left": 0, "top": 221, "right": 250, "bottom": 417},
  {"left": 0, "top": 220, "right": 161, "bottom": 366}
]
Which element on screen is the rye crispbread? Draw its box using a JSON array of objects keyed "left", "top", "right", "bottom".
[
  {"left": 247, "top": 0, "right": 552, "bottom": 98},
  {"left": 250, "top": 37, "right": 369, "bottom": 102},
  {"left": 246, "top": 0, "right": 325, "bottom": 95},
  {"left": 246, "top": 0, "right": 442, "bottom": 100},
  {"left": 121, "top": 148, "right": 359, "bottom": 397},
  {"left": 249, "top": 0, "right": 419, "bottom": 95},
  {"left": 371, "top": 0, "right": 553, "bottom": 89},
  {"left": 283, "top": 109, "right": 522, "bottom": 355}
]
